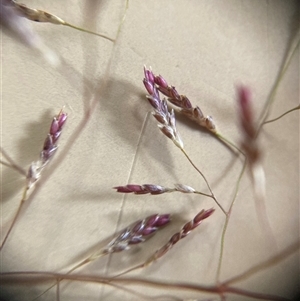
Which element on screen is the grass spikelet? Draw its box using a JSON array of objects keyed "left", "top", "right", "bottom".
[
  {"left": 0, "top": 109, "right": 67, "bottom": 251},
  {"left": 11, "top": 0, "right": 115, "bottom": 42},
  {"left": 144, "top": 66, "right": 216, "bottom": 132},
  {"left": 115, "top": 209, "right": 214, "bottom": 277}
]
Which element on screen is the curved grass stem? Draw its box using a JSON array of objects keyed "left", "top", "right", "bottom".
[{"left": 263, "top": 105, "right": 300, "bottom": 125}]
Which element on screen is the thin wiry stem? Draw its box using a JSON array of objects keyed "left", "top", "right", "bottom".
[
  {"left": 263, "top": 105, "right": 300, "bottom": 125},
  {"left": 215, "top": 133, "right": 245, "bottom": 156},
  {"left": 194, "top": 191, "right": 213, "bottom": 198},
  {"left": 0, "top": 146, "right": 26, "bottom": 176},
  {"left": 64, "top": 23, "right": 114, "bottom": 42},
  {"left": 180, "top": 148, "right": 226, "bottom": 215},
  {"left": 257, "top": 33, "right": 300, "bottom": 134},
  {"left": 216, "top": 159, "right": 247, "bottom": 282}
]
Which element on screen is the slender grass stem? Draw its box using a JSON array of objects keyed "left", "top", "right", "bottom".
[
  {"left": 216, "top": 159, "right": 247, "bottom": 282},
  {"left": 194, "top": 191, "right": 214, "bottom": 198},
  {"left": 64, "top": 23, "right": 115, "bottom": 42},
  {"left": 215, "top": 132, "right": 245, "bottom": 156},
  {"left": 263, "top": 105, "right": 300, "bottom": 125},
  {"left": 257, "top": 34, "right": 300, "bottom": 134},
  {"left": 180, "top": 148, "right": 226, "bottom": 215}
]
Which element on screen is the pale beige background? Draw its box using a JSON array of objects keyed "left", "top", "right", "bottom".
[{"left": 1, "top": 1, "right": 299, "bottom": 301}]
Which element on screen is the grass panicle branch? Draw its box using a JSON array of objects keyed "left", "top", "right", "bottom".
[
  {"left": 143, "top": 67, "right": 226, "bottom": 214},
  {"left": 263, "top": 104, "right": 300, "bottom": 125},
  {"left": 143, "top": 66, "right": 216, "bottom": 132},
  {"left": 0, "top": 110, "right": 67, "bottom": 252},
  {"left": 11, "top": 0, "right": 115, "bottom": 42},
  {"left": 116, "top": 209, "right": 214, "bottom": 276},
  {"left": 257, "top": 31, "right": 300, "bottom": 132},
  {"left": 143, "top": 66, "right": 243, "bottom": 157}
]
